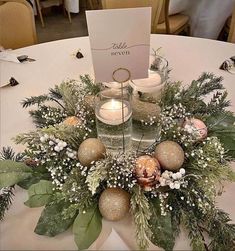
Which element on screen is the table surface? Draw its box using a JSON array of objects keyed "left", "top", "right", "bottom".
[{"left": 0, "top": 35, "right": 235, "bottom": 250}]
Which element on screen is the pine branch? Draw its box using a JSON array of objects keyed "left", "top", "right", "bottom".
[
  {"left": 0, "top": 146, "right": 24, "bottom": 161},
  {"left": 0, "top": 187, "right": 14, "bottom": 221},
  {"left": 206, "top": 91, "right": 231, "bottom": 115},
  {"left": 49, "top": 86, "right": 63, "bottom": 100},
  {"left": 207, "top": 209, "right": 235, "bottom": 251},
  {"left": 0, "top": 147, "right": 24, "bottom": 220},
  {"left": 29, "top": 105, "right": 66, "bottom": 128},
  {"left": 80, "top": 74, "right": 101, "bottom": 95},
  {"left": 182, "top": 212, "right": 207, "bottom": 251},
  {"left": 130, "top": 186, "right": 152, "bottom": 250},
  {"left": 21, "top": 95, "right": 51, "bottom": 108}
]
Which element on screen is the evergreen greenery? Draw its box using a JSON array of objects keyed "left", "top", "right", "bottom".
[{"left": 0, "top": 73, "right": 235, "bottom": 250}]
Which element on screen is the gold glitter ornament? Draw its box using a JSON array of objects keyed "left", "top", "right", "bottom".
[
  {"left": 77, "top": 138, "right": 106, "bottom": 166},
  {"left": 134, "top": 155, "right": 161, "bottom": 191},
  {"left": 98, "top": 188, "right": 130, "bottom": 221},
  {"left": 63, "top": 116, "right": 82, "bottom": 126},
  {"left": 154, "top": 141, "right": 184, "bottom": 171}
]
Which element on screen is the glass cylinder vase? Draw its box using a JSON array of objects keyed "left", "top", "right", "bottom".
[
  {"left": 95, "top": 89, "right": 132, "bottom": 152},
  {"left": 130, "top": 55, "right": 169, "bottom": 150}
]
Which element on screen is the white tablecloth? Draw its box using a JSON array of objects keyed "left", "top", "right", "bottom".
[
  {"left": 169, "top": 0, "right": 235, "bottom": 39},
  {"left": 0, "top": 35, "right": 235, "bottom": 250}
]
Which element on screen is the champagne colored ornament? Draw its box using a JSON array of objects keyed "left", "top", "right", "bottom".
[
  {"left": 134, "top": 155, "right": 161, "bottom": 191},
  {"left": 99, "top": 188, "right": 130, "bottom": 221},
  {"left": 63, "top": 116, "right": 82, "bottom": 126},
  {"left": 183, "top": 118, "right": 207, "bottom": 140},
  {"left": 77, "top": 138, "right": 106, "bottom": 166},
  {"left": 154, "top": 141, "right": 184, "bottom": 171}
]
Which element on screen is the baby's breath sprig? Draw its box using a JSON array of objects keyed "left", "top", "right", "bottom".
[{"left": 106, "top": 153, "right": 137, "bottom": 191}]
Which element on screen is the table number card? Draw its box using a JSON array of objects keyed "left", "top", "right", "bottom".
[{"left": 86, "top": 7, "right": 151, "bottom": 83}]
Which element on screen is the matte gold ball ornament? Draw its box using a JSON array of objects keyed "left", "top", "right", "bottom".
[
  {"left": 183, "top": 118, "right": 208, "bottom": 140},
  {"left": 63, "top": 116, "right": 82, "bottom": 126},
  {"left": 134, "top": 155, "right": 161, "bottom": 191},
  {"left": 99, "top": 188, "right": 130, "bottom": 221},
  {"left": 154, "top": 141, "right": 184, "bottom": 171},
  {"left": 77, "top": 138, "right": 106, "bottom": 166}
]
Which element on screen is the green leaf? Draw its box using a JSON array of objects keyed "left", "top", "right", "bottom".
[
  {"left": 73, "top": 206, "right": 102, "bottom": 250},
  {"left": 0, "top": 160, "right": 33, "bottom": 188},
  {"left": 149, "top": 198, "right": 175, "bottom": 251},
  {"left": 35, "top": 201, "right": 76, "bottom": 237},
  {"left": 24, "top": 180, "right": 53, "bottom": 208},
  {"left": 207, "top": 113, "right": 235, "bottom": 158},
  {"left": 18, "top": 166, "right": 50, "bottom": 189}
]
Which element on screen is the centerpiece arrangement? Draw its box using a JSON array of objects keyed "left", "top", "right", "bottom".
[{"left": 1, "top": 72, "right": 235, "bottom": 251}]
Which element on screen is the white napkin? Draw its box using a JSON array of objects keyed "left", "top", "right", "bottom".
[
  {"left": 0, "top": 51, "right": 20, "bottom": 63},
  {"left": 99, "top": 228, "right": 130, "bottom": 250}
]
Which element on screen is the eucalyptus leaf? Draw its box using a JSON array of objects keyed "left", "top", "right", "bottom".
[
  {"left": 206, "top": 112, "right": 235, "bottom": 128},
  {"left": 0, "top": 160, "right": 32, "bottom": 188},
  {"left": 24, "top": 180, "right": 53, "bottom": 208},
  {"left": 149, "top": 198, "right": 175, "bottom": 251},
  {"left": 210, "top": 125, "right": 235, "bottom": 158},
  {"left": 35, "top": 201, "right": 76, "bottom": 237},
  {"left": 18, "top": 168, "right": 50, "bottom": 190},
  {"left": 73, "top": 206, "right": 102, "bottom": 250}
]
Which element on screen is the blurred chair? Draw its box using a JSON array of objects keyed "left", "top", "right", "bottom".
[
  {"left": 35, "top": 0, "right": 71, "bottom": 27},
  {"left": 228, "top": 5, "right": 235, "bottom": 43},
  {"left": 0, "top": 0, "right": 37, "bottom": 49},
  {"left": 87, "top": 0, "right": 101, "bottom": 9},
  {"left": 101, "top": 0, "right": 164, "bottom": 33},
  {"left": 156, "top": 0, "right": 190, "bottom": 35}
]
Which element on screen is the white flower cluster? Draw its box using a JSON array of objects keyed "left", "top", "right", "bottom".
[
  {"left": 159, "top": 168, "right": 186, "bottom": 190},
  {"left": 40, "top": 134, "right": 77, "bottom": 159},
  {"left": 37, "top": 134, "right": 77, "bottom": 189},
  {"left": 163, "top": 103, "right": 190, "bottom": 119},
  {"left": 187, "top": 137, "right": 225, "bottom": 168},
  {"left": 39, "top": 106, "right": 67, "bottom": 126},
  {"left": 159, "top": 192, "right": 169, "bottom": 216},
  {"left": 160, "top": 103, "right": 190, "bottom": 133},
  {"left": 107, "top": 154, "right": 137, "bottom": 190}
]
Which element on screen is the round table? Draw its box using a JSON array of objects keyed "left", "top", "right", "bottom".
[{"left": 0, "top": 35, "right": 235, "bottom": 250}]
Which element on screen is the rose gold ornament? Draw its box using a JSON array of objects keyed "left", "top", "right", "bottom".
[
  {"left": 63, "top": 116, "right": 82, "bottom": 126},
  {"left": 183, "top": 118, "right": 207, "bottom": 140},
  {"left": 134, "top": 155, "right": 161, "bottom": 191},
  {"left": 77, "top": 138, "right": 106, "bottom": 166},
  {"left": 99, "top": 188, "right": 130, "bottom": 221},
  {"left": 154, "top": 141, "right": 184, "bottom": 171}
]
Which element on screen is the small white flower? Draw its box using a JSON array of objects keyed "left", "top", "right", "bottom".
[
  {"left": 174, "top": 182, "right": 180, "bottom": 189},
  {"left": 179, "top": 168, "right": 185, "bottom": 175},
  {"left": 49, "top": 140, "right": 54, "bottom": 146},
  {"left": 58, "top": 141, "right": 64, "bottom": 147},
  {"left": 40, "top": 136, "right": 46, "bottom": 142},
  {"left": 169, "top": 183, "right": 175, "bottom": 189},
  {"left": 161, "top": 171, "right": 169, "bottom": 179},
  {"left": 176, "top": 172, "right": 182, "bottom": 179},
  {"left": 172, "top": 173, "right": 177, "bottom": 180},
  {"left": 54, "top": 145, "right": 60, "bottom": 152}
]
